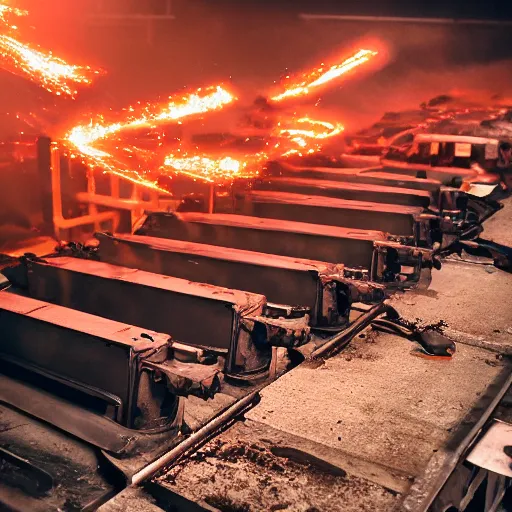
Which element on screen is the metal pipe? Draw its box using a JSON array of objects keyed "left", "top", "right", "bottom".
[
  {"left": 299, "top": 13, "right": 512, "bottom": 26},
  {"left": 310, "top": 301, "right": 393, "bottom": 359},
  {"left": 55, "top": 211, "right": 120, "bottom": 229},
  {"left": 110, "top": 175, "right": 120, "bottom": 199},
  {"left": 75, "top": 192, "right": 163, "bottom": 211},
  {"left": 50, "top": 144, "right": 63, "bottom": 228},
  {"left": 130, "top": 391, "right": 260, "bottom": 485},
  {"left": 208, "top": 183, "right": 215, "bottom": 214},
  {"left": 37, "top": 136, "right": 53, "bottom": 235},
  {"left": 86, "top": 167, "right": 100, "bottom": 233},
  {"left": 50, "top": 146, "right": 119, "bottom": 238}
]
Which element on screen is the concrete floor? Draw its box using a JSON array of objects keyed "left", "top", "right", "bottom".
[
  {"left": 3, "top": 196, "right": 511, "bottom": 511},
  {"left": 153, "top": 198, "right": 512, "bottom": 511}
]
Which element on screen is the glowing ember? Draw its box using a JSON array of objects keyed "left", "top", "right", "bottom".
[
  {"left": 65, "top": 85, "right": 237, "bottom": 190},
  {"left": 277, "top": 117, "right": 344, "bottom": 149},
  {"left": 2, "top": 2, "right": 366, "bottom": 191},
  {"left": 0, "top": 3, "right": 27, "bottom": 25},
  {"left": 162, "top": 116, "right": 344, "bottom": 182},
  {"left": 271, "top": 49, "right": 377, "bottom": 102},
  {"left": 0, "top": 1, "right": 101, "bottom": 96},
  {"left": 163, "top": 153, "right": 266, "bottom": 183},
  {"left": 66, "top": 86, "right": 235, "bottom": 147}
]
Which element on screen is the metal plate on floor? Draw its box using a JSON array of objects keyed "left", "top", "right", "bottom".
[{"left": 466, "top": 420, "right": 512, "bottom": 477}]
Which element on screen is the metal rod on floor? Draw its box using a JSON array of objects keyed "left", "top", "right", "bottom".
[
  {"left": 130, "top": 391, "right": 260, "bottom": 485},
  {"left": 310, "top": 301, "right": 393, "bottom": 359}
]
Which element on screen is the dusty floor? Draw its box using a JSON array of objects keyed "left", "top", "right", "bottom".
[
  {"left": 3, "top": 194, "right": 511, "bottom": 512},
  {"left": 156, "top": 422, "right": 399, "bottom": 512},
  {"left": 481, "top": 195, "right": 512, "bottom": 247},
  {"left": 150, "top": 198, "right": 512, "bottom": 512}
]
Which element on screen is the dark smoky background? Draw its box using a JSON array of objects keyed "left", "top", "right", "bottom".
[
  {"left": 2, "top": 0, "right": 512, "bottom": 136},
  {"left": 1, "top": 0, "right": 512, "bottom": 244}
]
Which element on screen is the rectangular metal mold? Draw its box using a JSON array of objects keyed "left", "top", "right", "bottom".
[
  {"left": 264, "top": 160, "right": 443, "bottom": 192},
  {"left": 134, "top": 212, "right": 385, "bottom": 269},
  {"left": 96, "top": 232, "right": 369, "bottom": 327},
  {"left": 233, "top": 190, "right": 421, "bottom": 236},
  {"left": 246, "top": 176, "right": 432, "bottom": 208},
  {"left": 0, "top": 292, "right": 168, "bottom": 426},
  {"left": 24, "top": 256, "right": 266, "bottom": 356}
]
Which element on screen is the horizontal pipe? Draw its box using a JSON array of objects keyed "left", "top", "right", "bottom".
[
  {"left": 310, "top": 302, "right": 392, "bottom": 359},
  {"left": 131, "top": 391, "right": 260, "bottom": 485},
  {"left": 87, "top": 14, "right": 176, "bottom": 21},
  {"left": 54, "top": 211, "right": 120, "bottom": 230},
  {"left": 299, "top": 13, "right": 512, "bottom": 26},
  {"left": 77, "top": 192, "right": 159, "bottom": 211},
  {"left": 76, "top": 193, "right": 179, "bottom": 212}
]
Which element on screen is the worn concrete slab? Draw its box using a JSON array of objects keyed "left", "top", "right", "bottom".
[
  {"left": 246, "top": 333, "right": 510, "bottom": 486},
  {"left": 483, "top": 195, "right": 512, "bottom": 247},
  {"left": 156, "top": 420, "right": 399, "bottom": 512},
  {"left": 389, "top": 261, "right": 512, "bottom": 352},
  {"left": 184, "top": 393, "right": 237, "bottom": 432}
]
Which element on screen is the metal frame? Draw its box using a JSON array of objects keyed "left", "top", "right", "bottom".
[{"left": 50, "top": 146, "right": 178, "bottom": 238}]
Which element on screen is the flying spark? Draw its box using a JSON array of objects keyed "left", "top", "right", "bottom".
[
  {"left": 65, "top": 86, "right": 237, "bottom": 190},
  {"left": 162, "top": 116, "right": 344, "bottom": 183},
  {"left": 271, "top": 49, "right": 377, "bottom": 102},
  {"left": 0, "top": 1, "right": 101, "bottom": 96}
]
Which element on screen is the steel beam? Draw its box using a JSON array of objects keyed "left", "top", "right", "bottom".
[
  {"left": 134, "top": 212, "right": 385, "bottom": 269},
  {"left": 234, "top": 190, "right": 422, "bottom": 236},
  {"left": 265, "top": 160, "right": 443, "bottom": 192},
  {"left": 11, "top": 256, "right": 309, "bottom": 380},
  {"left": 95, "top": 233, "right": 385, "bottom": 328},
  {"left": 246, "top": 176, "right": 432, "bottom": 208}
]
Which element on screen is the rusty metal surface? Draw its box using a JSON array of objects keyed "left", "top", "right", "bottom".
[
  {"left": 0, "top": 404, "right": 117, "bottom": 512},
  {"left": 266, "top": 160, "right": 443, "bottom": 191},
  {"left": 96, "top": 233, "right": 344, "bottom": 327},
  {"left": 380, "top": 161, "right": 478, "bottom": 184},
  {"left": 249, "top": 176, "right": 432, "bottom": 207},
  {"left": 234, "top": 190, "right": 419, "bottom": 235},
  {"left": 17, "top": 255, "right": 313, "bottom": 379},
  {"left": 25, "top": 256, "right": 266, "bottom": 355},
  {"left": 97, "top": 232, "right": 336, "bottom": 272},
  {"left": 0, "top": 292, "right": 168, "bottom": 426},
  {"left": 134, "top": 212, "right": 384, "bottom": 268}
]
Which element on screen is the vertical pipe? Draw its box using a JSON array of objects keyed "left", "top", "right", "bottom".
[
  {"left": 130, "top": 185, "right": 143, "bottom": 230},
  {"left": 150, "top": 189, "right": 159, "bottom": 210},
  {"left": 37, "top": 137, "right": 53, "bottom": 235},
  {"left": 86, "top": 167, "right": 100, "bottom": 232},
  {"left": 208, "top": 183, "right": 215, "bottom": 214},
  {"left": 50, "top": 145, "right": 62, "bottom": 239},
  {"left": 110, "top": 174, "right": 120, "bottom": 198}
]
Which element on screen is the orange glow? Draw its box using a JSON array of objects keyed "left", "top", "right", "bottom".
[
  {"left": 69, "top": 146, "right": 169, "bottom": 194},
  {"left": 276, "top": 116, "right": 344, "bottom": 155},
  {"left": 66, "top": 86, "right": 235, "bottom": 147},
  {"left": 161, "top": 116, "right": 344, "bottom": 183},
  {"left": 0, "top": 1, "right": 101, "bottom": 96},
  {"left": 64, "top": 85, "right": 237, "bottom": 190},
  {"left": 271, "top": 49, "right": 377, "bottom": 102},
  {"left": 162, "top": 153, "right": 266, "bottom": 183},
  {"left": 1, "top": 4, "right": 370, "bottom": 191}
]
